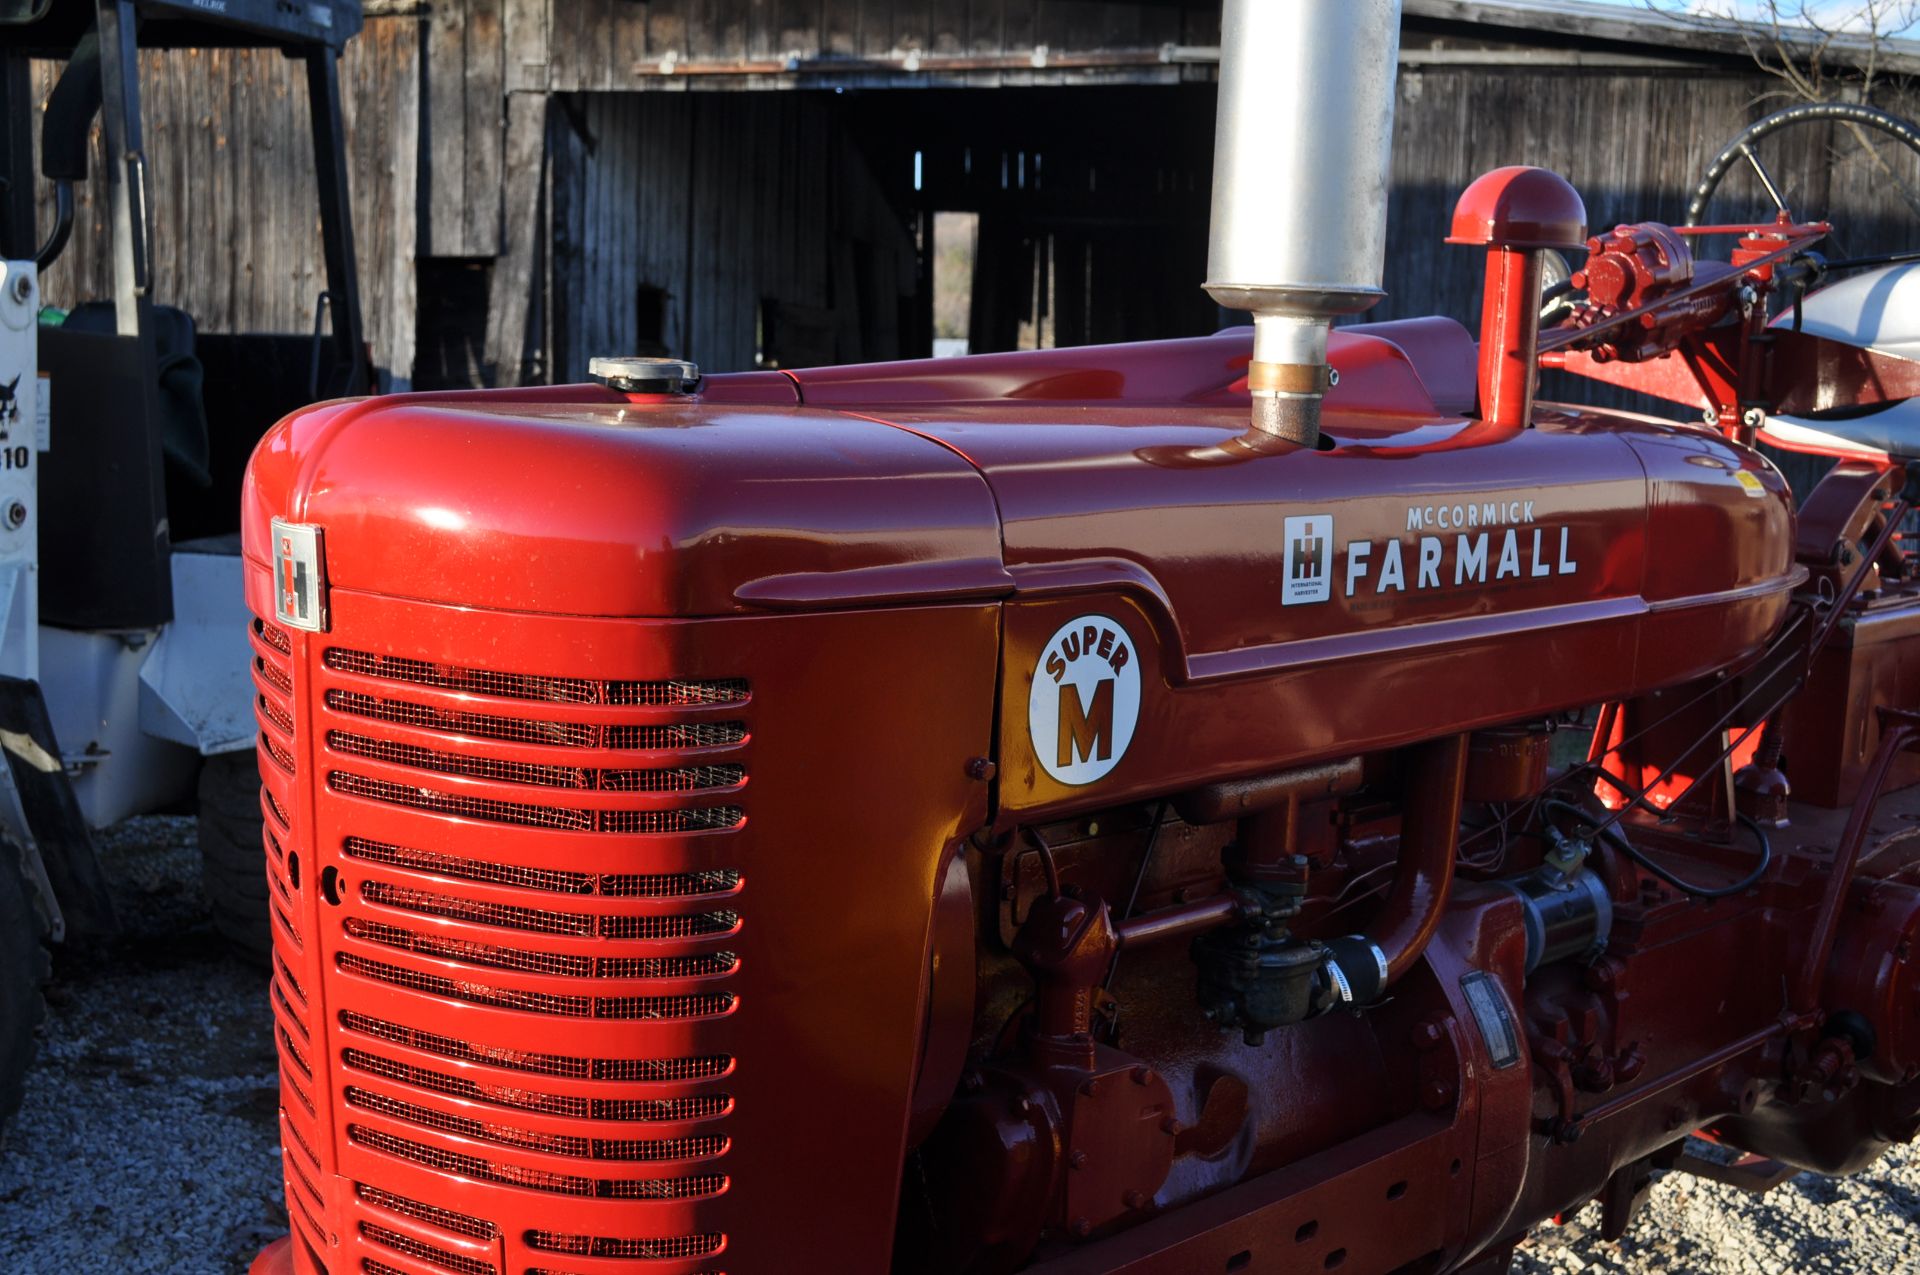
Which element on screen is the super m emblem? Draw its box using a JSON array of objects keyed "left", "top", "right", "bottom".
[
  {"left": 271, "top": 518, "right": 329, "bottom": 632},
  {"left": 1028, "top": 614, "right": 1141, "bottom": 786}
]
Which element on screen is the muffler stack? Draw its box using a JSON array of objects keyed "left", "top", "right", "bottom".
[{"left": 1205, "top": 0, "right": 1402, "bottom": 447}]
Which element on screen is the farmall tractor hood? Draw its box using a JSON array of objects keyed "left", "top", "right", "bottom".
[
  {"left": 243, "top": 320, "right": 1797, "bottom": 823},
  {"left": 243, "top": 321, "right": 1794, "bottom": 643}
]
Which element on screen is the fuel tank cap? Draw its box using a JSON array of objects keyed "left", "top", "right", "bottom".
[{"left": 589, "top": 356, "right": 700, "bottom": 394}]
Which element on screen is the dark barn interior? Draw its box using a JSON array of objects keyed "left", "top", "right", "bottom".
[{"left": 545, "top": 82, "right": 1221, "bottom": 381}]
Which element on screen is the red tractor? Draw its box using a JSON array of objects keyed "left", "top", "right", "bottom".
[{"left": 242, "top": 2, "right": 1920, "bottom": 1272}]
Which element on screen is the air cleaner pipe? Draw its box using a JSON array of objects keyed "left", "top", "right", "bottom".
[
  {"left": 1446, "top": 167, "right": 1588, "bottom": 428},
  {"left": 1204, "top": 0, "right": 1401, "bottom": 447},
  {"left": 1366, "top": 734, "right": 1469, "bottom": 984},
  {"left": 1115, "top": 895, "right": 1242, "bottom": 950}
]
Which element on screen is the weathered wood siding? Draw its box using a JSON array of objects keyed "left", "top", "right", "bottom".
[
  {"left": 506, "top": 0, "right": 1221, "bottom": 91},
  {"left": 31, "top": 16, "right": 420, "bottom": 381},
  {"left": 424, "top": 0, "right": 505, "bottom": 257},
  {"left": 1372, "top": 69, "right": 1920, "bottom": 329},
  {"left": 25, "top": 3, "right": 1920, "bottom": 392},
  {"left": 548, "top": 91, "right": 917, "bottom": 379}
]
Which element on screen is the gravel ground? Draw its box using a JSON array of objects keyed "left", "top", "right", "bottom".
[
  {"left": 0, "top": 816, "right": 283, "bottom": 1275},
  {"left": 0, "top": 817, "right": 1917, "bottom": 1274},
  {"left": 1512, "top": 1143, "right": 1920, "bottom": 1274}
]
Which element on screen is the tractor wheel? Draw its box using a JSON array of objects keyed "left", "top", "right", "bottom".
[
  {"left": 198, "top": 751, "right": 270, "bottom": 965},
  {"left": 0, "top": 838, "right": 50, "bottom": 1135}
]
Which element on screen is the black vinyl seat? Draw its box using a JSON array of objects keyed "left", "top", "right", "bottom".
[{"left": 57, "top": 302, "right": 212, "bottom": 488}]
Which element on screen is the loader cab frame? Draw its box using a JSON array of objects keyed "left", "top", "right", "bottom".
[{"left": 0, "top": 0, "right": 369, "bottom": 628}]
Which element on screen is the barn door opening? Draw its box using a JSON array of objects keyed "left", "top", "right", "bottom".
[{"left": 932, "top": 212, "right": 978, "bottom": 357}]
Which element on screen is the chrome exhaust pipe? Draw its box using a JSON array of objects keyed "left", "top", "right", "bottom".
[{"left": 1205, "top": 0, "right": 1402, "bottom": 446}]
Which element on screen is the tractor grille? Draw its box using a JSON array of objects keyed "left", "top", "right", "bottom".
[{"left": 315, "top": 639, "right": 748, "bottom": 1270}]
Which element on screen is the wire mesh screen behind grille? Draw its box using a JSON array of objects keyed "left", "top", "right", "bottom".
[
  {"left": 360, "top": 1223, "right": 494, "bottom": 1275},
  {"left": 324, "top": 647, "right": 747, "bottom": 707},
  {"left": 325, "top": 688, "right": 748, "bottom": 753},
  {"left": 343, "top": 917, "right": 737, "bottom": 980},
  {"left": 254, "top": 618, "right": 292, "bottom": 655},
  {"left": 338, "top": 1011, "right": 731, "bottom": 1082},
  {"left": 345, "top": 1087, "right": 728, "bottom": 1163},
  {"left": 337, "top": 952, "right": 734, "bottom": 1020},
  {"left": 326, "top": 729, "right": 745, "bottom": 794},
  {"left": 256, "top": 655, "right": 294, "bottom": 696},
  {"left": 343, "top": 836, "right": 740, "bottom": 898},
  {"left": 327, "top": 771, "right": 745, "bottom": 834},
  {"left": 359, "top": 879, "right": 739, "bottom": 941},
  {"left": 355, "top": 1185, "right": 498, "bottom": 1240},
  {"left": 342, "top": 1047, "right": 731, "bottom": 1123},
  {"left": 526, "top": 1229, "right": 725, "bottom": 1259},
  {"left": 347, "top": 1125, "right": 727, "bottom": 1200}
]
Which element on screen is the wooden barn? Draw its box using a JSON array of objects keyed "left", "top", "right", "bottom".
[{"left": 23, "top": 0, "right": 1920, "bottom": 393}]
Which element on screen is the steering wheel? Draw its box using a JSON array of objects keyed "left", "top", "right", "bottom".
[{"left": 1684, "top": 102, "right": 1920, "bottom": 228}]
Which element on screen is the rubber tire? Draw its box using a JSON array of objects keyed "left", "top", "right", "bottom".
[
  {"left": 0, "top": 840, "right": 51, "bottom": 1136},
  {"left": 199, "top": 751, "right": 271, "bottom": 965}
]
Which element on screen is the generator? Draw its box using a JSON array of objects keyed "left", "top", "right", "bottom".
[{"left": 244, "top": 2, "right": 1920, "bottom": 1272}]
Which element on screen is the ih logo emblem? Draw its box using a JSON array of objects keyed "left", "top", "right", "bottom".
[
  {"left": 1282, "top": 513, "right": 1333, "bottom": 606},
  {"left": 271, "top": 518, "right": 329, "bottom": 633},
  {"left": 1028, "top": 614, "right": 1141, "bottom": 786}
]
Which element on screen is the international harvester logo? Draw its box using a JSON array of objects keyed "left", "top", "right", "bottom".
[{"left": 271, "top": 518, "right": 329, "bottom": 633}]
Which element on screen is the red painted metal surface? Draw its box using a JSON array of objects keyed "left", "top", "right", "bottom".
[
  {"left": 1445, "top": 166, "right": 1590, "bottom": 252},
  {"left": 242, "top": 172, "right": 1920, "bottom": 1275},
  {"left": 243, "top": 560, "right": 999, "bottom": 1274}
]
